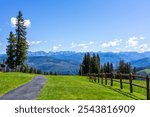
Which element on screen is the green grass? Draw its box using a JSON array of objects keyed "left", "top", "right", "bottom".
[
  {"left": 0, "top": 72, "right": 35, "bottom": 96},
  {"left": 137, "top": 69, "right": 150, "bottom": 75},
  {"left": 37, "top": 75, "right": 148, "bottom": 100}
]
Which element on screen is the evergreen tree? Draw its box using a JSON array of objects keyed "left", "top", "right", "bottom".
[
  {"left": 80, "top": 52, "right": 101, "bottom": 75},
  {"left": 37, "top": 69, "right": 42, "bottom": 74},
  {"left": 110, "top": 62, "right": 113, "bottom": 73},
  {"left": 86, "top": 52, "right": 91, "bottom": 73},
  {"left": 81, "top": 53, "right": 87, "bottom": 74},
  {"left": 96, "top": 54, "right": 100, "bottom": 73},
  {"left": 6, "top": 32, "right": 16, "bottom": 70},
  {"left": 90, "top": 53, "right": 97, "bottom": 73},
  {"left": 29, "top": 67, "right": 33, "bottom": 73},
  {"left": 81, "top": 53, "right": 91, "bottom": 74},
  {"left": 100, "top": 65, "right": 104, "bottom": 73},
  {"left": 15, "top": 11, "right": 28, "bottom": 69},
  {"left": 103, "top": 63, "right": 107, "bottom": 73}
]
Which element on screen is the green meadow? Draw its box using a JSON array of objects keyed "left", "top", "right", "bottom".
[
  {"left": 37, "top": 75, "right": 147, "bottom": 100},
  {"left": 0, "top": 72, "right": 35, "bottom": 96},
  {"left": 0, "top": 72, "right": 147, "bottom": 99}
]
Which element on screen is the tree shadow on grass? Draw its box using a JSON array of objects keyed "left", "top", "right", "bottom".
[{"left": 102, "top": 85, "right": 144, "bottom": 100}]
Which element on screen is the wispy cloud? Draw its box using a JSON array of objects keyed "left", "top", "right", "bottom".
[
  {"left": 11, "top": 17, "right": 31, "bottom": 28},
  {"left": 27, "top": 40, "right": 47, "bottom": 45},
  {"left": 139, "top": 44, "right": 149, "bottom": 52},
  {"left": 139, "top": 36, "right": 145, "bottom": 40},
  {"left": 0, "top": 43, "right": 2, "bottom": 46},
  {"left": 89, "top": 41, "right": 94, "bottom": 45},
  {"left": 101, "top": 39, "right": 122, "bottom": 48},
  {"left": 24, "top": 19, "right": 31, "bottom": 27},
  {"left": 126, "top": 37, "right": 138, "bottom": 47},
  {"left": 70, "top": 41, "right": 94, "bottom": 49},
  {"left": 11, "top": 17, "right": 17, "bottom": 27},
  {"left": 51, "top": 44, "right": 62, "bottom": 51}
]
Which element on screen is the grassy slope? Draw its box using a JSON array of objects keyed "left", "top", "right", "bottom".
[
  {"left": 37, "top": 75, "right": 147, "bottom": 100},
  {"left": 0, "top": 72, "right": 35, "bottom": 96},
  {"left": 137, "top": 69, "right": 150, "bottom": 75}
]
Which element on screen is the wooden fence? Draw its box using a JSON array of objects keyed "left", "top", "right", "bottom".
[{"left": 87, "top": 73, "right": 150, "bottom": 100}]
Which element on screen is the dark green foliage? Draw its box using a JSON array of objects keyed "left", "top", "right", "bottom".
[
  {"left": 29, "top": 67, "right": 34, "bottom": 73},
  {"left": 80, "top": 53, "right": 100, "bottom": 75},
  {"left": 117, "top": 60, "right": 135, "bottom": 79},
  {"left": 118, "top": 60, "right": 132, "bottom": 74},
  {"left": 90, "top": 53, "right": 97, "bottom": 73},
  {"left": 37, "top": 69, "right": 42, "bottom": 74},
  {"left": 100, "top": 62, "right": 114, "bottom": 78},
  {"left": 15, "top": 11, "right": 28, "bottom": 67},
  {"left": 81, "top": 53, "right": 91, "bottom": 74},
  {"left": 6, "top": 32, "right": 16, "bottom": 69},
  {"left": 6, "top": 11, "right": 29, "bottom": 71}
]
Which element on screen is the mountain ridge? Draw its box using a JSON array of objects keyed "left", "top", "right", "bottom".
[{"left": 1, "top": 51, "right": 150, "bottom": 74}]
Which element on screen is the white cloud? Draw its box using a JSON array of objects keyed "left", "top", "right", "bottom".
[
  {"left": 89, "top": 41, "right": 94, "bottom": 45},
  {"left": 71, "top": 42, "right": 76, "bottom": 48},
  {"left": 24, "top": 19, "right": 31, "bottom": 27},
  {"left": 0, "top": 43, "right": 2, "bottom": 45},
  {"left": 71, "top": 42, "right": 89, "bottom": 49},
  {"left": 10, "top": 17, "right": 31, "bottom": 28},
  {"left": 126, "top": 37, "right": 138, "bottom": 47},
  {"left": 30, "top": 41, "right": 42, "bottom": 45},
  {"left": 11, "top": 17, "right": 17, "bottom": 27},
  {"left": 139, "top": 36, "right": 145, "bottom": 40},
  {"left": 139, "top": 44, "right": 149, "bottom": 52},
  {"left": 51, "top": 44, "right": 62, "bottom": 51},
  {"left": 101, "top": 39, "right": 122, "bottom": 48}
]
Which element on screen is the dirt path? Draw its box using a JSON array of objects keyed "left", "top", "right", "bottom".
[{"left": 0, "top": 76, "right": 47, "bottom": 100}]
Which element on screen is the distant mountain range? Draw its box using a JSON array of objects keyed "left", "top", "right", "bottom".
[{"left": 0, "top": 51, "right": 150, "bottom": 74}]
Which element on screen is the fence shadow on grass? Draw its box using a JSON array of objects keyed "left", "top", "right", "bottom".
[{"left": 102, "top": 85, "right": 144, "bottom": 100}]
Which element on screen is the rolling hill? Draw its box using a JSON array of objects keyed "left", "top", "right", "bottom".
[
  {"left": 137, "top": 69, "right": 150, "bottom": 76},
  {"left": 131, "top": 57, "right": 150, "bottom": 69},
  {"left": 27, "top": 56, "right": 80, "bottom": 74}
]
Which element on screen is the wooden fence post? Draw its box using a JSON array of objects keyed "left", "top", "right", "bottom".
[
  {"left": 120, "top": 73, "right": 123, "bottom": 89},
  {"left": 105, "top": 73, "right": 107, "bottom": 85},
  {"left": 129, "top": 73, "right": 133, "bottom": 93},
  {"left": 111, "top": 72, "right": 113, "bottom": 86},
  {"left": 146, "top": 76, "right": 150, "bottom": 100}
]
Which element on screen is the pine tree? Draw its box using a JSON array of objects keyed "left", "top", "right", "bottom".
[
  {"left": 81, "top": 53, "right": 87, "bottom": 74},
  {"left": 103, "top": 63, "right": 107, "bottom": 73},
  {"left": 81, "top": 53, "right": 91, "bottom": 74},
  {"left": 86, "top": 52, "right": 91, "bottom": 73},
  {"left": 15, "top": 11, "right": 28, "bottom": 69},
  {"left": 6, "top": 32, "right": 16, "bottom": 70},
  {"left": 96, "top": 54, "right": 100, "bottom": 73},
  {"left": 91, "top": 53, "right": 97, "bottom": 73},
  {"left": 110, "top": 62, "right": 113, "bottom": 73}
]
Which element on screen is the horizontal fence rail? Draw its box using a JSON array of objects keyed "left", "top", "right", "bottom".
[{"left": 87, "top": 73, "right": 150, "bottom": 100}]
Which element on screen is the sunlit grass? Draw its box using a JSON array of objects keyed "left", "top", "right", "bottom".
[{"left": 0, "top": 72, "right": 35, "bottom": 96}]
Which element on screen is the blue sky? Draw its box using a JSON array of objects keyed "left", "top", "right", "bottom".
[{"left": 0, "top": 0, "right": 150, "bottom": 54}]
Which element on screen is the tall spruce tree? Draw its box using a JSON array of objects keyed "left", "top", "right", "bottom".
[
  {"left": 81, "top": 53, "right": 87, "bottom": 75},
  {"left": 81, "top": 53, "right": 91, "bottom": 74},
  {"left": 15, "top": 11, "right": 28, "bottom": 69},
  {"left": 6, "top": 32, "right": 16, "bottom": 70},
  {"left": 96, "top": 54, "right": 100, "bottom": 73},
  {"left": 90, "top": 53, "right": 97, "bottom": 73},
  {"left": 86, "top": 52, "right": 91, "bottom": 73}
]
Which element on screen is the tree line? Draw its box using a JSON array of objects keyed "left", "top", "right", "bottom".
[{"left": 80, "top": 52, "right": 136, "bottom": 79}]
